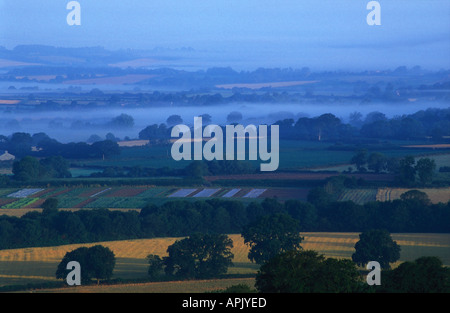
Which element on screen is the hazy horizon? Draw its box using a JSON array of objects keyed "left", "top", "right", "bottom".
[
  {"left": 1, "top": 101, "right": 448, "bottom": 143},
  {"left": 1, "top": 1, "right": 450, "bottom": 71}
]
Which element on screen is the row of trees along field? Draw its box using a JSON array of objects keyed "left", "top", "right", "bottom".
[
  {"left": 138, "top": 108, "right": 450, "bottom": 142},
  {"left": 0, "top": 132, "right": 120, "bottom": 160},
  {"left": 4, "top": 153, "right": 443, "bottom": 191},
  {"left": 0, "top": 191, "right": 448, "bottom": 250},
  {"left": 350, "top": 151, "right": 437, "bottom": 185}
]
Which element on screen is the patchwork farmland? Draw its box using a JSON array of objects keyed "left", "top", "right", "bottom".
[
  {"left": 0, "top": 186, "right": 310, "bottom": 214},
  {"left": 1, "top": 185, "right": 449, "bottom": 215}
]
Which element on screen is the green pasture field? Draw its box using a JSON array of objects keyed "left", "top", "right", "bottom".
[
  {"left": 70, "top": 140, "right": 450, "bottom": 173},
  {"left": 69, "top": 168, "right": 102, "bottom": 178},
  {"left": 1, "top": 198, "right": 40, "bottom": 209},
  {"left": 86, "top": 197, "right": 148, "bottom": 209},
  {"left": 75, "top": 145, "right": 189, "bottom": 170},
  {"left": 54, "top": 197, "right": 88, "bottom": 209}
]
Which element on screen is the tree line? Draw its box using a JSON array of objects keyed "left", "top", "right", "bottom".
[
  {"left": 1, "top": 193, "right": 448, "bottom": 250},
  {"left": 0, "top": 132, "right": 120, "bottom": 160},
  {"left": 138, "top": 108, "right": 450, "bottom": 143},
  {"left": 349, "top": 152, "right": 438, "bottom": 186},
  {"left": 274, "top": 108, "right": 450, "bottom": 142}
]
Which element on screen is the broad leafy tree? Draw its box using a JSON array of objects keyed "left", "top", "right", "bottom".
[
  {"left": 256, "top": 250, "right": 363, "bottom": 293},
  {"left": 352, "top": 229, "right": 401, "bottom": 269},
  {"left": 381, "top": 256, "right": 450, "bottom": 293},
  {"left": 40, "top": 156, "right": 72, "bottom": 178},
  {"left": 242, "top": 213, "right": 303, "bottom": 264},
  {"left": 41, "top": 198, "right": 59, "bottom": 213},
  {"left": 306, "top": 187, "right": 332, "bottom": 209},
  {"left": 146, "top": 254, "right": 164, "bottom": 280},
  {"left": 351, "top": 149, "right": 368, "bottom": 172},
  {"left": 398, "top": 156, "right": 416, "bottom": 186},
  {"left": 415, "top": 158, "right": 436, "bottom": 185},
  {"left": 163, "top": 233, "right": 234, "bottom": 279},
  {"left": 12, "top": 156, "right": 42, "bottom": 181},
  {"left": 400, "top": 190, "right": 430, "bottom": 205},
  {"left": 91, "top": 140, "right": 121, "bottom": 159},
  {"left": 367, "top": 152, "right": 387, "bottom": 173},
  {"left": 166, "top": 114, "right": 183, "bottom": 126},
  {"left": 284, "top": 200, "right": 317, "bottom": 231},
  {"left": 56, "top": 245, "right": 116, "bottom": 285},
  {"left": 109, "top": 113, "right": 134, "bottom": 129}
]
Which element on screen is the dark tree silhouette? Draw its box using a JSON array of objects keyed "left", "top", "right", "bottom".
[
  {"left": 56, "top": 245, "right": 116, "bottom": 285},
  {"left": 382, "top": 256, "right": 450, "bottom": 293},
  {"left": 256, "top": 250, "right": 363, "bottom": 293},
  {"left": 163, "top": 233, "right": 234, "bottom": 279},
  {"left": 352, "top": 229, "right": 401, "bottom": 269},
  {"left": 242, "top": 213, "right": 303, "bottom": 264}
]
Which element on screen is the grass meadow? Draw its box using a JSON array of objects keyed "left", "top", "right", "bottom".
[
  {"left": 74, "top": 141, "right": 450, "bottom": 172},
  {"left": 376, "top": 187, "right": 450, "bottom": 204}
]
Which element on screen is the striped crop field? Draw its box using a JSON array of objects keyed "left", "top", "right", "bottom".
[
  {"left": 0, "top": 233, "right": 449, "bottom": 290},
  {"left": 89, "top": 188, "right": 113, "bottom": 198},
  {"left": 0, "top": 187, "right": 174, "bottom": 211},
  {"left": 1, "top": 185, "right": 447, "bottom": 214},
  {"left": 243, "top": 189, "right": 267, "bottom": 198},
  {"left": 1, "top": 198, "right": 40, "bottom": 209},
  {"left": 0, "top": 186, "right": 307, "bottom": 213},
  {"left": 338, "top": 189, "right": 378, "bottom": 204},
  {"left": 221, "top": 189, "right": 241, "bottom": 198},
  {"left": 192, "top": 189, "right": 221, "bottom": 198},
  {"left": 105, "top": 188, "right": 146, "bottom": 197},
  {"left": 376, "top": 187, "right": 450, "bottom": 204},
  {"left": 168, "top": 189, "right": 198, "bottom": 198},
  {"left": 7, "top": 189, "right": 44, "bottom": 198}
]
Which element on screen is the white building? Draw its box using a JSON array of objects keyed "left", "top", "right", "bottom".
[{"left": 0, "top": 150, "right": 15, "bottom": 161}]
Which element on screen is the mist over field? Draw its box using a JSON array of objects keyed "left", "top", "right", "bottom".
[
  {"left": 1, "top": 1, "right": 450, "bottom": 295},
  {"left": 0, "top": 1, "right": 448, "bottom": 144},
  {"left": 1, "top": 100, "right": 448, "bottom": 143}
]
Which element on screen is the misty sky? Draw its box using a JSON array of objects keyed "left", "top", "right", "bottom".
[{"left": 0, "top": 0, "right": 449, "bottom": 70}]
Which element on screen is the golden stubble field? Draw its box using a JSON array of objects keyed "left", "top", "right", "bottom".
[
  {"left": 0, "top": 233, "right": 449, "bottom": 292},
  {"left": 376, "top": 187, "right": 450, "bottom": 204}
]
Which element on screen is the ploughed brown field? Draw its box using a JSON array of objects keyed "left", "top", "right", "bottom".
[{"left": 204, "top": 172, "right": 395, "bottom": 182}]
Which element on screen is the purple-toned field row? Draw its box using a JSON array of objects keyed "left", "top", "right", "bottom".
[
  {"left": 7, "top": 188, "right": 45, "bottom": 198},
  {"left": 167, "top": 188, "right": 268, "bottom": 199}
]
